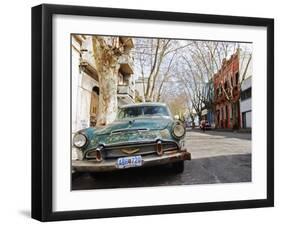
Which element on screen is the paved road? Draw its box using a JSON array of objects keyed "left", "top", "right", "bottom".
[{"left": 72, "top": 130, "right": 251, "bottom": 190}]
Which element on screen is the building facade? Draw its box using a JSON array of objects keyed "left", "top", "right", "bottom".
[
  {"left": 213, "top": 48, "right": 252, "bottom": 130},
  {"left": 213, "top": 51, "right": 241, "bottom": 129},
  {"left": 71, "top": 35, "right": 135, "bottom": 134},
  {"left": 240, "top": 75, "right": 252, "bottom": 128},
  {"left": 239, "top": 49, "right": 252, "bottom": 129}
]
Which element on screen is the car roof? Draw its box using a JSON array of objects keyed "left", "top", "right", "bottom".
[{"left": 120, "top": 102, "right": 168, "bottom": 108}]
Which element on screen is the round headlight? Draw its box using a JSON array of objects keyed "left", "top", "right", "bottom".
[
  {"left": 73, "top": 133, "right": 87, "bottom": 148},
  {"left": 172, "top": 123, "right": 186, "bottom": 138}
]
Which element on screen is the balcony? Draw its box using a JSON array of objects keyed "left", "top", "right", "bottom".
[
  {"left": 117, "top": 84, "right": 135, "bottom": 105},
  {"left": 118, "top": 54, "right": 134, "bottom": 75},
  {"left": 79, "top": 52, "right": 98, "bottom": 81}
]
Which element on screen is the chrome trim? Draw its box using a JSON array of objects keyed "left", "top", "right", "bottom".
[
  {"left": 111, "top": 128, "right": 149, "bottom": 134},
  {"left": 96, "top": 149, "right": 103, "bottom": 162},
  {"left": 94, "top": 139, "right": 180, "bottom": 149}
]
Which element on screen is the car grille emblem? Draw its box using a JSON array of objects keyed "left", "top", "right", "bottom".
[{"left": 121, "top": 148, "right": 139, "bottom": 155}]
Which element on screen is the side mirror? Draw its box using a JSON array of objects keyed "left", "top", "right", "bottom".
[{"left": 174, "top": 115, "right": 179, "bottom": 120}]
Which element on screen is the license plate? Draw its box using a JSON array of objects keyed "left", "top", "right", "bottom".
[{"left": 116, "top": 155, "right": 143, "bottom": 169}]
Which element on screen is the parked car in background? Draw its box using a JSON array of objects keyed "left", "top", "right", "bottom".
[{"left": 72, "top": 103, "right": 191, "bottom": 174}]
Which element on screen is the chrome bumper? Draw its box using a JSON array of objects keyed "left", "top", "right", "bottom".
[{"left": 72, "top": 150, "right": 191, "bottom": 172}]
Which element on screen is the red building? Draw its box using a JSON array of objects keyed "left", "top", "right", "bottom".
[{"left": 213, "top": 51, "right": 241, "bottom": 129}]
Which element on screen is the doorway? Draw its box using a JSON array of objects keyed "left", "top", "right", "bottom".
[{"left": 90, "top": 86, "right": 99, "bottom": 127}]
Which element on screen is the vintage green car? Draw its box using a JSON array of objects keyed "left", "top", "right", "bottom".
[{"left": 72, "top": 102, "right": 191, "bottom": 173}]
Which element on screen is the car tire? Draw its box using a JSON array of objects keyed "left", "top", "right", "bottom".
[{"left": 172, "top": 161, "right": 184, "bottom": 173}]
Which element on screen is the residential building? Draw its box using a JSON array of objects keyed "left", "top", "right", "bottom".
[
  {"left": 238, "top": 48, "right": 252, "bottom": 129},
  {"left": 71, "top": 35, "right": 134, "bottom": 134},
  {"left": 240, "top": 76, "right": 252, "bottom": 128},
  {"left": 213, "top": 50, "right": 241, "bottom": 129},
  {"left": 72, "top": 35, "right": 99, "bottom": 133},
  {"left": 213, "top": 48, "right": 252, "bottom": 129}
]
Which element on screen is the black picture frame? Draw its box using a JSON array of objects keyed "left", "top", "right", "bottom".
[{"left": 31, "top": 3, "right": 274, "bottom": 222}]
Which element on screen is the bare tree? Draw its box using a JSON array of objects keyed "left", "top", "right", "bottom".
[
  {"left": 179, "top": 41, "right": 252, "bottom": 123},
  {"left": 181, "top": 72, "right": 205, "bottom": 121},
  {"left": 134, "top": 38, "right": 190, "bottom": 102},
  {"left": 155, "top": 52, "right": 177, "bottom": 101},
  {"left": 164, "top": 83, "right": 190, "bottom": 120},
  {"left": 183, "top": 41, "right": 231, "bottom": 108}
]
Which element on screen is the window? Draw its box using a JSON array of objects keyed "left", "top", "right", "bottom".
[
  {"left": 241, "top": 87, "right": 252, "bottom": 101},
  {"left": 118, "top": 107, "right": 142, "bottom": 118},
  {"left": 117, "top": 106, "right": 169, "bottom": 119},
  {"left": 235, "top": 72, "right": 239, "bottom": 85}
]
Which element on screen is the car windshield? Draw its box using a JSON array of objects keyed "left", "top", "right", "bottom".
[{"left": 117, "top": 106, "right": 170, "bottom": 119}]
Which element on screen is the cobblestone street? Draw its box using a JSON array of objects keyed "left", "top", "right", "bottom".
[{"left": 72, "top": 130, "right": 251, "bottom": 190}]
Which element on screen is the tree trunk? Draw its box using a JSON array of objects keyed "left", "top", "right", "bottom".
[
  {"left": 197, "top": 112, "right": 202, "bottom": 122},
  {"left": 92, "top": 36, "right": 120, "bottom": 126},
  {"left": 97, "top": 66, "right": 119, "bottom": 125}
]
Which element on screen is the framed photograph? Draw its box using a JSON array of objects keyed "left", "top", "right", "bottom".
[{"left": 31, "top": 4, "right": 274, "bottom": 221}]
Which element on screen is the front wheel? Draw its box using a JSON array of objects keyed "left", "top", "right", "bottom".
[{"left": 172, "top": 161, "right": 184, "bottom": 173}]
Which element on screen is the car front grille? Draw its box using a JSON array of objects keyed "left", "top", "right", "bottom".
[{"left": 85, "top": 141, "right": 179, "bottom": 159}]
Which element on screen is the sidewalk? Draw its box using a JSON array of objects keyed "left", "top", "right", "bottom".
[
  {"left": 214, "top": 128, "right": 251, "bottom": 133},
  {"left": 189, "top": 127, "right": 251, "bottom": 133}
]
